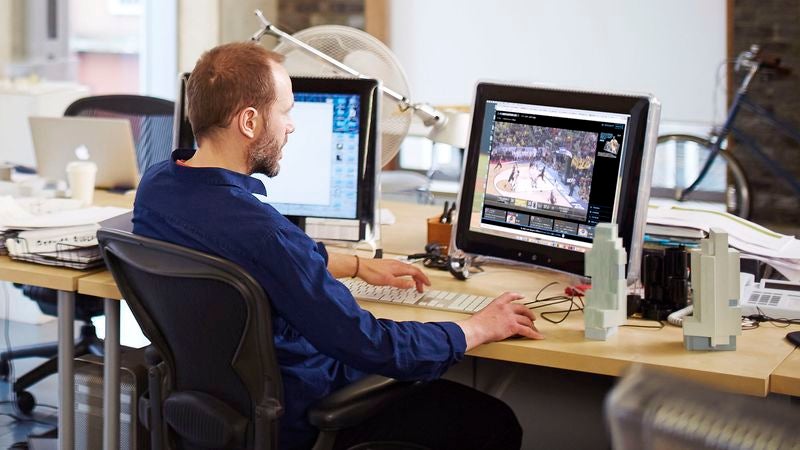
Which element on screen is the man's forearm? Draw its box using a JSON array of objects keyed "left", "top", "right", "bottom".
[{"left": 327, "top": 253, "right": 359, "bottom": 279}]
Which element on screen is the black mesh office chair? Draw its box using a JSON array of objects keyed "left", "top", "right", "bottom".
[
  {"left": 97, "top": 228, "right": 425, "bottom": 450},
  {"left": 65, "top": 95, "right": 175, "bottom": 173},
  {"left": 0, "top": 95, "right": 175, "bottom": 414}
]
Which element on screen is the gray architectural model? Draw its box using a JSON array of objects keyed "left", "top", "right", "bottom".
[
  {"left": 584, "top": 223, "right": 627, "bottom": 340},
  {"left": 683, "top": 228, "right": 742, "bottom": 351}
]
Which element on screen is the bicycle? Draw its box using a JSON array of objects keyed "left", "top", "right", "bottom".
[{"left": 650, "top": 45, "right": 799, "bottom": 219}]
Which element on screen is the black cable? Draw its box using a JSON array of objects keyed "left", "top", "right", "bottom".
[
  {"left": 534, "top": 281, "right": 560, "bottom": 301},
  {"left": 0, "top": 400, "right": 57, "bottom": 411},
  {"left": 746, "top": 306, "right": 800, "bottom": 327},
  {"left": 0, "top": 412, "right": 54, "bottom": 426},
  {"left": 520, "top": 281, "right": 585, "bottom": 324}
]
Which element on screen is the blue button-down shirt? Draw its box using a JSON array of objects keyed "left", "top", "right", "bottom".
[{"left": 132, "top": 149, "right": 467, "bottom": 449}]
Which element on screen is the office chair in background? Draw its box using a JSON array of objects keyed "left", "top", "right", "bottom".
[
  {"left": 0, "top": 94, "right": 175, "bottom": 414},
  {"left": 98, "top": 228, "right": 427, "bottom": 450}
]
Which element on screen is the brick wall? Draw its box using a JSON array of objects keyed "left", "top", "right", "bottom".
[{"left": 733, "top": 0, "right": 800, "bottom": 229}]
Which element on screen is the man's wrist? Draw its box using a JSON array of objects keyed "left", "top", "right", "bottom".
[
  {"left": 351, "top": 255, "right": 360, "bottom": 278},
  {"left": 457, "top": 318, "right": 485, "bottom": 351}
]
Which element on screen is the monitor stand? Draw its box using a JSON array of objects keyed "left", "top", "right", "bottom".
[{"left": 448, "top": 248, "right": 586, "bottom": 284}]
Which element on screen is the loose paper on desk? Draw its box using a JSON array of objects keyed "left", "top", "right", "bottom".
[
  {"left": 0, "top": 196, "right": 129, "bottom": 229},
  {"left": 647, "top": 205, "right": 800, "bottom": 281},
  {"left": 1, "top": 196, "right": 92, "bottom": 227}
]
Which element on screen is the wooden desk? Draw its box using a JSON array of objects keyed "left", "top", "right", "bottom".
[
  {"left": 771, "top": 349, "right": 800, "bottom": 397},
  {"left": 0, "top": 257, "right": 102, "bottom": 450},
  {"left": 360, "top": 263, "right": 797, "bottom": 397},
  {"left": 78, "top": 247, "right": 799, "bottom": 398},
  {"left": 75, "top": 193, "right": 798, "bottom": 447}
]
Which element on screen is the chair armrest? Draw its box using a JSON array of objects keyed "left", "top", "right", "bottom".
[{"left": 308, "top": 375, "right": 424, "bottom": 430}]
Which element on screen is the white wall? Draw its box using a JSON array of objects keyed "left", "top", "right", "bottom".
[
  {"left": 178, "top": 0, "right": 220, "bottom": 73},
  {"left": 176, "top": 0, "right": 278, "bottom": 74},
  {"left": 389, "top": 0, "right": 727, "bottom": 125},
  {"left": 0, "top": 1, "right": 11, "bottom": 62},
  {"left": 141, "top": 0, "right": 178, "bottom": 99}
]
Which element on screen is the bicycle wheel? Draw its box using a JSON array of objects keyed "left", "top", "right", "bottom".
[{"left": 650, "top": 134, "right": 751, "bottom": 218}]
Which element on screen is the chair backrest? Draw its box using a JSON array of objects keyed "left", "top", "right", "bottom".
[
  {"left": 65, "top": 95, "right": 175, "bottom": 174},
  {"left": 605, "top": 365, "right": 800, "bottom": 449},
  {"left": 97, "top": 228, "right": 284, "bottom": 450}
]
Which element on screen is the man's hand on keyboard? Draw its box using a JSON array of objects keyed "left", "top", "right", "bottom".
[
  {"left": 358, "top": 258, "right": 432, "bottom": 293},
  {"left": 458, "top": 292, "right": 544, "bottom": 350}
]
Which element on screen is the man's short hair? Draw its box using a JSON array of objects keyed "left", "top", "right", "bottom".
[{"left": 187, "top": 42, "right": 286, "bottom": 144}]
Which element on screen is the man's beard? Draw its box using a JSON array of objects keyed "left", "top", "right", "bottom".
[{"left": 247, "top": 129, "right": 283, "bottom": 177}]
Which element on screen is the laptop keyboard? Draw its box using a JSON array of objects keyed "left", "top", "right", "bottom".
[{"left": 342, "top": 279, "right": 493, "bottom": 314}]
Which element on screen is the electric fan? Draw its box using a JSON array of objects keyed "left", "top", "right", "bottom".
[{"left": 251, "top": 10, "right": 449, "bottom": 168}]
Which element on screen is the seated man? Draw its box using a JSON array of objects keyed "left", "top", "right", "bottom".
[{"left": 133, "top": 42, "right": 543, "bottom": 450}]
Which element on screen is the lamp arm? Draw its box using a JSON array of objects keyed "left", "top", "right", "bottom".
[{"left": 251, "top": 9, "right": 444, "bottom": 127}]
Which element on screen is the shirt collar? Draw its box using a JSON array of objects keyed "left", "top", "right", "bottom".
[{"left": 170, "top": 148, "right": 267, "bottom": 196}]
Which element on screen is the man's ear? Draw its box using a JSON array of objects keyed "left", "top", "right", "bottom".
[{"left": 238, "top": 107, "right": 259, "bottom": 139}]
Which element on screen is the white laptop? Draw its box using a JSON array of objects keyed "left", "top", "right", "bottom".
[{"left": 29, "top": 116, "right": 140, "bottom": 189}]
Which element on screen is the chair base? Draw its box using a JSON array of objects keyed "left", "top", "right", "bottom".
[{"left": 0, "top": 323, "right": 104, "bottom": 404}]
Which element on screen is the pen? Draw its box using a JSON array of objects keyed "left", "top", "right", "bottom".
[
  {"left": 440, "top": 201, "right": 450, "bottom": 223},
  {"left": 445, "top": 203, "right": 456, "bottom": 223}
]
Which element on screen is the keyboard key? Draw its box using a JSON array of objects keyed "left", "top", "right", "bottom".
[{"left": 344, "top": 279, "right": 494, "bottom": 315}]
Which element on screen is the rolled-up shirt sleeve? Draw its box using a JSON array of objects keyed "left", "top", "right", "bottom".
[{"left": 249, "top": 224, "right": 466, "bottom": 381}]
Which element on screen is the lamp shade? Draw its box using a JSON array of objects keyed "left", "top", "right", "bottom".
[{"left": 427, "top": 110, "right": 470, "bottom": 148}]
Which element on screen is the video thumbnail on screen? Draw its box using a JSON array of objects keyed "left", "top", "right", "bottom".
[{"left": 485, "top": 121, "right": 598, "bottom": 221}]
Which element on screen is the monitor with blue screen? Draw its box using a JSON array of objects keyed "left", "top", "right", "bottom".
[
  {"left": 454, "top": 82, "right": 660, "bottom": 282},
  {"left": 254, "top": 77, "right": 380, "bottom": 241}
]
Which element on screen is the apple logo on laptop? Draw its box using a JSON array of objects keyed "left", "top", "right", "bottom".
[{"left": 74, "top": 144, "right": 91, "bottom": 161}]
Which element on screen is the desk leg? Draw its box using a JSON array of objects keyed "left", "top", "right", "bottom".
[
  {"left": 57, "top": 290, "right": 74, "bottom": 450},
  {"left": 103, "top": 299, "right": 120, "bottom": 450}
]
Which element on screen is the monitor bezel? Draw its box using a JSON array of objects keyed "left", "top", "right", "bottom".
[
  {"left": 280, "top": 77, "right": 380, "bottom": 240},
  {"left": 454, "top": 81, "right": 657, "bottom": 280}
]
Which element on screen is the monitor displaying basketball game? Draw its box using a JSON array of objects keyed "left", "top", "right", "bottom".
[{"left": 454, "top": 82, "right": 660, "bottom": 282}]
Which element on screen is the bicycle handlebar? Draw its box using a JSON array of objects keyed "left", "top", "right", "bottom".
[
  {"left": 758, "top": 53, "right": 792, "bottom": 76},
  {"left": 739, "top": 44, "right": 792, "bottom": 76}
]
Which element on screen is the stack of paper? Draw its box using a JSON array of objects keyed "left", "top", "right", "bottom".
[
  {"left": 647, "top": 205, "right": 800, "bottom": 281},
  {"left": 0, "top": 196, "right": 130, "bottom": 269}
]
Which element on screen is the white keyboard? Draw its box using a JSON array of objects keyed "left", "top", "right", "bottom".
[{"left": 341, "top": 279, "right": 493, "bottom": 314}]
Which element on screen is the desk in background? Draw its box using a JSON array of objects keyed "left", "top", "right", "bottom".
[{"left": 0, "top": 189, "right": 133, "bottom": 450}]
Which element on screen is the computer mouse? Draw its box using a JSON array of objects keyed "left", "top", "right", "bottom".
[{"left": 787, "top": 331, "right": 800, "bottom": 347}]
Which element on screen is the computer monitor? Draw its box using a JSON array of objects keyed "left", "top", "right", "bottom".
[
  {"left": 454, "top": 82, "right": 660, "bottom": 283},
  {"left": 254, "top": 77, "right": 380, "bottom": 242}
]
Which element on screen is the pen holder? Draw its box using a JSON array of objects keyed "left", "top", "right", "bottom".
[{"left": 427, "top": 216, "right": 453, "bottom": 253}]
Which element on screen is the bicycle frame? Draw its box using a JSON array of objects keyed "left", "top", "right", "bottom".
[
  {"left": 679, "top": 63, "right": 800, "bottom": 200},
  {"left": 728, "top": 98, "right": 800, "bottom": 196}
]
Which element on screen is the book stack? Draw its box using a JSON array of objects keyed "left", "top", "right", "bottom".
[
  {"left": 647, "top": 204, "right": 800, "bottom": 281},
  {"left": 0, "top": 196, "right": 130, "bottom": 269}
]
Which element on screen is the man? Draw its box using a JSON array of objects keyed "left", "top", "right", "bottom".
[{"left": 133, "top": 42, "right": 543, "bottom": 450}]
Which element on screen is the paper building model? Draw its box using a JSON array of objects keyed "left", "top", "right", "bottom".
[
  {"left": 683, "top": 228, "right": 741, "bottom": 351},
  {"left": 584, "top": 223, "right": 627, "bottom": 340}
]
